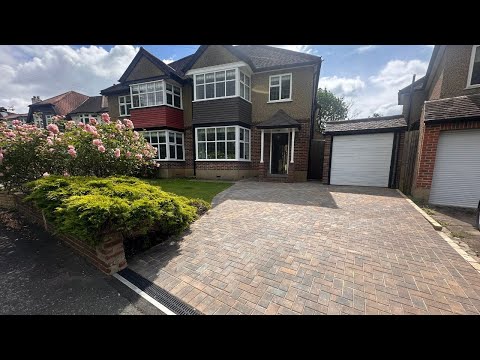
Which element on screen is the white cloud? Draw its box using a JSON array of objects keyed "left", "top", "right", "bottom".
[
  {"left": 355, "top": 45, "right": 378, "bottom": 53},
  {"left": 369, "top": 59, "right": 428, "bottom": 88},
  {"left": 271, "top": 45, "right": 316, "bottom": 54},
  {"left": 0, "top": 45, "right": 139, "bottom": 113},
  {"left": 318, "top": 76, "right": 365, "bottom": 96},
  {"left": 162, "top": 58, "right": 174, "bottom": 64}
]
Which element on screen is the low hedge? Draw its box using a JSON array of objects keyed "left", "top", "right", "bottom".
[{"left": 25, "top": 176, "right": 210, "bottom": 246}]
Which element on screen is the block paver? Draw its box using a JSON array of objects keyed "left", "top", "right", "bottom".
[{"left": 128, "top": 181, "right": 480, "bottom": 315}]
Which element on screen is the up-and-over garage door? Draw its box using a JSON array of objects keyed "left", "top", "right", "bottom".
[
  {"left": 330, "top": 133, "right": 394, "bottom": 187},
  {"left": 429, "top": 129, "right": 480, "bottom": 208}
]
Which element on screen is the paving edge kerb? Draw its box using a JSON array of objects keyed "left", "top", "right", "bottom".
[{"left": 396, "top": 189, "right": 480, "bottom": 275}]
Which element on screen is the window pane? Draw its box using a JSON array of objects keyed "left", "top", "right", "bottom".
[
  {"left": 240, "top": 143, "right": 244, "bottom": 159},
  {"left": 169, "top": 131, "right": 175, "bottom": 143},
  {"left": 131, "top": 85, "right": 139, "bottom": 94},
  {"left": 174, "top": 86, "right": 180, "bottom": 95},
  {"left": 126, "top": 95, "right": 131, "bottom": 103},
  {"left": 227, "top": 142, "right": 235, "bottom": 159},
  {"left": 151, "top": 132, "right": 158, "bottom": 143},
  {"left": 196, "top": 85, "right": 205, "bottom": 100},
  {"left": 139, "top": 84, "right": 147, "bottom": 93},
  {"left": 120, "top": 105, "right": 126, "bottom": 115},
  {"left": 245, "top": 76, "right": 250, "bottom": 87},
  {"left": 169, "top": 145, "right": 176, "bottom": 159},
  {"left": 217, "top": 142, "right": 225, "bottom": 159},
  {"left": 281, "top": 76, "right": 291, "bottom": 99},
  {"left": 205, "top": 72, "right": 215, "bottom": 83},
  {"left": 271, "top": 76, "right": 280, "bottom": 85},
  {"left": 240, "top": 128, "right": 244, "bottom": 141},
  {"left": 147, "top": 93, "right": 155, "bottom": 106},
  {"left": 196, "top": 74, "right": 204, "bottom": 84},
  {"left": 207, "top": 128, "right": 215, "bottom": 141},
  {"left": 226, "top": 69, "right": 236, "bottom": 80},
  {"left": 166, "top": 92, "right": 173, "bottom": 105},
  {"left": 155, "top": 91, "right": 163, "bottom": 105},
  {"left": 197, "top": 129, "right": 205, "bottom": 141},
  {"left": 216, "top": 127, "right": 225, "bottom": 141},
  {"left": 159, "top": 144, "right": 167, "bottom": 159},
  {"left": 166, "top": 83, "right": 172, "bottom": 91},
  {"left": 155, "top": 82, "right": 162, "bottom": 91},
  {"left": 270, "top": 86, "right": 279, "bottom": 101},
  {"left": 176, "top": 133, "right": 183, "bottom": 144},
  {"left": 245, "top": 143, "right": 250, "bottom": 159},
  {"left": 139, "top": 94, "right": 147, "bottom": 107},
  {"left": 240, "top": 72, "right": 245, "bottom": 82},
  {"left": 119, "top": 96, "right": 124, "bottom": 104},
  {"left": 226, "top": 80, "right": 235, "bottom": 96},
  {"left": 143, "top": 132, "right": 150, "bottom": 141},
  {"left": 174, "top": 95, "right": 181, "bottom": 108},
  {"left": 133, "top": 95, "right": 140, "bottom": 107},
  {"left": 215, "top": 71, "right": 225, "bottom": 81},
  {"left": 206, "top": 83, "right": 215, "bottom": 98},
  {"left": 227, "top": 127, "right": 236, "bottom": 140},
  {"left": 216, "top": 82, "right": 225, "bottom": 97},
  {"left": 159, "top": 131, "right": 166, "bottom": 143},
  {"left": 246, "top": 87, "right": 250, "bottom": 101},
  {"left": 472, "top": 47, "right": 480, "bottom": 85},
  {"left": 198, "top": 142, "right": 206, "bottom": 159},
  {"left": 147, "top": 83, "right": 155, "bottom": 92},
  {"left": 245, "top": 129, "right": 250, "bottom": 142},
  {"left": 176, "top": 145, "right": 183, "bottom": 159},
  {"left": 240, "top": 84, "right": 244, "bottom": 98},
  {"left": 207, "top": 142, "right": 216, "bottom": 159}
]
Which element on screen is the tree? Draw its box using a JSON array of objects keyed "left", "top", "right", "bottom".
[
  {"left": 316, "top": 88, "right": 350, "bottom": 132},
  {"left": 371, "top": 112, "right": 383, "bottom": 118}
]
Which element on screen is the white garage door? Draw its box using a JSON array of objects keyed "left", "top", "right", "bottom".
[
  {"left": 429, "top": 129, "right": 480, "bottom": 208},
  {"left": 330, "top": 132, "right": 394, "bottom": 187}
]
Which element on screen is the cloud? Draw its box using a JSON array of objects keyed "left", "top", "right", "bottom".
[
  {"left": 162, "top": 58, "right": 175, "bottom": 64},
  {"left": 355, "top": 45, "right": 378, "bottom": 53},
  {"left": 0, "top": 45, "right": 139, "bottom": 113},
  {"left": 271, "top": 45, "right": 316, "bottom": 54},
  {"left": 320, "top": 59, "right": 429, "bottom": 118}
]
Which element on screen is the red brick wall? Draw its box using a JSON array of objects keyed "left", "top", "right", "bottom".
[
  {"left": 322, "top": 135, "right": 332, "bottom": 184},
  {"left": 195, "top": 161, "right": 252, "bottom": 171},
  {"left": 414, "top": 119, "right": 480, "bottom": 190},
  {"left": 131, "top": 106, "right": 183, "bottom": 130}
]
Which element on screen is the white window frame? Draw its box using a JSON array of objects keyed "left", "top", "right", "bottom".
[
  {"left": 33, "top": 113, "right": 43, "bottom": 128},
  {"left": 165, "top": 83, "right": 182, "bottom": 109},
  {"left": 466, "top": 45, "right": 480, "bottom": 89},
  {"left": 141, "top": 129, "right": 185, "bottom": 161},
  {"left": 239, "top": 71, "right": 251, "bottom": 102},
  {"left": 77, "top": 113, "right": 97, "bottom": 124},
  {"left": 268, "top": 73, "right": 292, "bottom": 103},
  {"left": 45, "top": 114, "right": 54, "bottom": 126},
  {"left": 195, "top": 125, "right": 251, "bottom": 161},
  {"left": 193, "top": 69, "right": 237, "bottom": 102},
  {"left": 118, "top": 95, "right": 132, "bottom": 116},
  {"left": 130, "top": 80, "right": 183, "bottom": 110}
]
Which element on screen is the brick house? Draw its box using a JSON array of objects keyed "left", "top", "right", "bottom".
[
  {"left": 401, "top": 45, "right": 480, "bottom": 208},
  {"left": 100, "top": 45, "right": 322, "bottom": 181}
]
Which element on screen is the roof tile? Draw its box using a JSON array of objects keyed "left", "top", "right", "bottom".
[
  {"left": 424, "top": 94, "right": 480, "bottom": 122},
  {"left": 325, "top": 115, "right": 406, "bottom": 134}
]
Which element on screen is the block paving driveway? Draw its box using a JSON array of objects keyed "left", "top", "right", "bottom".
[{"left": 129, "top": 181, "right": 480, "bottom": 315}]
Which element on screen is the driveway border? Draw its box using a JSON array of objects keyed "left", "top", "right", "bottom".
[{"left": 396, "top": 189, "right": 442, "bottom": 230}]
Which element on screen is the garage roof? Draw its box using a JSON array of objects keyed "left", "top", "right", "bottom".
[
  {"left": 424, "top": 93, "right": 480, "bottom": 122},
  {"left": 324, "top": 115, "right": 406, "bottom": 135}
]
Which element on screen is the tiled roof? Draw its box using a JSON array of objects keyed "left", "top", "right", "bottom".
[
  {"left": 3, "top": 113, "right": 27, "bottom": 120},
  {"left": 424, "top": 94, "right": 480, "bottom": 122},
  {"left": 100, "top": 83, "right": 130, "bottom": 95},
  {"left": 398, "top": 76, "right": 425, "bottom": 94},
  {"left": 69, "top": 96, "right": 108, "bottom": 115},
  {"left": 325, "top": 115, "right": 406, "bottom": 134},
  {"left": 256, "top": 110, "right": 301, "bottom": 129},
  {"left": 31, "top": 91, "right": 89, "bottom": 116},
  {"left": 168, "top": 55, "right": 194, "bottom": 76}
]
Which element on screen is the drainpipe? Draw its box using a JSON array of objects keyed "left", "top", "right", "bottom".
[
  {"left": 406, "top": 74, "right": 416, "bottom": 131},
  {"left": 307, "top": 58, "right": 323, "bottom": 179}
]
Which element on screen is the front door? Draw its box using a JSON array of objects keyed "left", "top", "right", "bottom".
[{"left": 270, "top": 133, "right": 289, "bottom": 175}]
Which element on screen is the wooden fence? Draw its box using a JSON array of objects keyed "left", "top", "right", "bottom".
[{"left": 399, "top": 130, "right": 419, "bottom": 194}]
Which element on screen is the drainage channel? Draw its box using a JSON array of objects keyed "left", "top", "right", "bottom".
[{"left": 116, "top": 268, "right": 202, "bottom": 315}]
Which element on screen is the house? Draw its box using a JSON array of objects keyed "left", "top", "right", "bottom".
[
  {"left": 0, "top": 107, "right": 28, "bottom": 126},
  {"left": 66, "top": 96, "right": 109, "bottom": 124},
  {"left": 322, "top": 115, "right": 407, "bottom": 188},
  {"left": 100, "top": 45, "right": 322, "bottom": 181},
  {"left": 27, "top": 91, "right": 89, "bottom": 128},
  {"left": 400, "top": 45, "right": 480, "bottom": 208}
]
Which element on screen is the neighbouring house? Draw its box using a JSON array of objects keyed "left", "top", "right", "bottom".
[
  {"left": 27, "top": 92, "right": 89, "bottom": 128},
  {"left": 66, "top": 96, "right": 109, "bottom": 124},
  {"left": 101, "top": 45, "right": 322, "bottom": 181},
  {"left": 322, "top": 115, "right": 407, "bottom": 188},
  {"left": 400, "top": 45, "right": 480, "bottom": 208},
  {"left": 0, "top": 107, "right": 28, "bottom": 126}
]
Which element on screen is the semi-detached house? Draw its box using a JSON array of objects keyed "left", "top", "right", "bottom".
[{"left": 100, "top": 45, "right": 322, "bottom": 181}]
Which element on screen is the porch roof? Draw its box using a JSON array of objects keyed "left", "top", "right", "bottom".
[{"left": 256, "top": 110, "right": 301, "bottom": 129}]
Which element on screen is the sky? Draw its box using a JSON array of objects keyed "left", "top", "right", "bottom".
[{"left": 0, "top": 45, "right": 434, "bottom": 117}]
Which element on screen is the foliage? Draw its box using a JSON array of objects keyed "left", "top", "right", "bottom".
[
  {"left": 371, "top": 112, "right": 383, "bottom": 118},
  {"left": 25, "top": 176, "right": 209, "bottom": 246},
  {"left": 0, "top": 115, "right": 157, "bottom": 191},
  {"left": 315, "top": 88, "right": 351, "bottom": 132}
]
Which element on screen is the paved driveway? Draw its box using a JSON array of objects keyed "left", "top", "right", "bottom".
[{"left": 128, "top": 181, "right": 480, "bottom": 315}]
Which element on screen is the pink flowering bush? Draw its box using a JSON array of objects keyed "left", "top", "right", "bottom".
[{"left": 0, "top": 114, "right": 156, "bottom": 190}]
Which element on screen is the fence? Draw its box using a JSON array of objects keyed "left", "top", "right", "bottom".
[{"left": 399, "top": 130, "right": 419, "bottom": 194}]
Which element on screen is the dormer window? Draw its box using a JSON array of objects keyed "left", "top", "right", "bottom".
[
  {"left": 129, "top": 80, "right": 182, "bottom": 109},
  {"left": 467, "top": 45, "right": 480, "bottom": 88}
]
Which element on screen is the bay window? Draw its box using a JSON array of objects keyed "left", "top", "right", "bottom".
[
  {"left": 269, "top": 73, "right": 292, "bottom": 102},
  {"left": 195, "top": 70, "right": 236, "bottom": 100},
  {"left": 119, "top": 95, "right": 132, "bottom": 116},
  {"left": 130, "top": 80, "right": 182, "bottom": 110},
  {"left": 240, "top": 71, "right": 251, "bottom": 101},
  {"left": 196, "top": 125, "right": 250, "bottom": 161},
  {"left": 142, "top": 130, "right": 184, "bottom": 161}
]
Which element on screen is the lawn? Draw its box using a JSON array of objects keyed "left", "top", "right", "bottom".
[{"left": 145, "top": 178, "right": 233, "bottom": 203}]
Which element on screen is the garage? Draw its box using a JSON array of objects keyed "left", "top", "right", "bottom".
[
  {"left": 429, "top": 129, "right": 480, "bottom": 208},
  {"left": 323, "top": 115, "right": 407, "bottom": 188}
]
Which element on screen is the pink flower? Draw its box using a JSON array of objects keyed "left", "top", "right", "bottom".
[
  {"left": 115, "top": 123, "right": 124, "bottom": 131},
  {"left": 101, "top": 113, "right": 110, "bottom": 123},
  {"left": 89, "top": 118, "right": 97, "bottom": 125},
  {"left": 47, "top": 123, "right": 59, "bottom": 134},
  {"left": 6, "top": 131, "right": 15, "bottom": 138},
  {"left": 98, "top": 145, "right": 106, "bottom": 153},
  {"left": 12, "top": 120, "right": 22, "bottom": 126},
  {"left": 135, "top": 154, "right": 143, "bottom": 160},
  {"left": 133, "top": 131, "right": 139, "bottom": 140},
  {"left": 47, "top": 138, "right": 53, "bottom": 146},
  {"left": 143, "top": 149, "right": 151, "bottom": 156},
  {"left": 92, "top": 139, "right": 102, "bottom": 146},
  {"left": 155, "top": 162, "right": 160, "bottom": 168},
  {"left": 126, "top": 151, "right": 132, "bottom": 158},
  {"left": 123, "top": 118, "right": 134, "bottom": 129},
  {"left": 63, "top": 171, "right": 70, "bottom": 177},
  {"left": 65, "top": 120, "right": 76, "bottom": 129},
  {"left": 84, "top": 124, "right": 98, "bottom": 135},
  {"left": 68, "top": 148, "right": 77, "bottom": 158},
  {"left": 43, "top": 172, "right": 50, "bottom": 177},
  {"left": 0, "top": 152, "right": 3, "bottom": 163},
  {"left": 114, "top": 148, "right": 121, "bottom": 158},
  {"left": 68, "top": 145, "right": 75, "bottom": 150},
  {"left": 49, "top": 148, "right": 55, "bottom": 152},
  {"left": 78, "top": 122, "right": 85, "bottom": 128}
]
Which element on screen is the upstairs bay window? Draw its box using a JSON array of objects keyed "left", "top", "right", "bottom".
[
  {"left": 269, "top": 73, "right": 292, "bottom": 102},
  {"left": 130, "top": 80, "right": 182, "bottom": 110},
  {"left": 119, "top": 95, "right": 132, "bottom": 116},
  {"left": 142, "top": 130, "right": 184, "bottom": 161},
  {"left": 467, "top": 45, "right": 480, "bottom": 88},
  {"left": 196, "top": 126, "right": 250, "bottom": 161},
  {"left": 193, "top": 69, "right": 251, "bottom": 101},
  {"left": 240, "top": 71, "right": 251, "bottom": 101}
]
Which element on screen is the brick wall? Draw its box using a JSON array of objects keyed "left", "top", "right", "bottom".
[
  {"left": 13, "top": 194, "right": 127, "bottom": 275},
  {"left": 322, "top": 135, "right": 332, "bottom": 184},
  {"left": 195, "top": 161, "right": 252, "bottom": 171},
  {"left": 0, "top": 192, "right": 16, "bottom": 209}
]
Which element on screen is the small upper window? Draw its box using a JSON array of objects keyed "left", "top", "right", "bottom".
[
  {"left": 269, "top": 74, "right": 292, "bottom": 102},
  {"left": 467, "top": 45, "right": 480, "bottom": 87},
  {"left": 119, "top": 95, "right": 132, "bottom": 116}
]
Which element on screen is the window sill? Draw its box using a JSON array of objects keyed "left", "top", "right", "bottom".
[
  {"left": 130, "top": 103, "right": 183, "bottom": 111},
  {"left": 193, "top": 95, "right": 242, "bottom": 103},
  {"left": 464, "top": 84, "right": 480, "bottom": 90},
  {"left": 195, "top": 159, "right": 251, "bottom": 162},
  {"left": 267, "top": 99, "right": 293, "bottom": 104},
  {"left": 154, "top": 159, "right": 185, "bottom": 162}
]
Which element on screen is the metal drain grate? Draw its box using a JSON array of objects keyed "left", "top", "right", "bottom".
[{"left": 118, "top": 268, "right": 202, "bottom": 315}]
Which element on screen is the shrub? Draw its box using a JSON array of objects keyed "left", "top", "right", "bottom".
[
  {"left": 26, "top": 176, "right": 210, "bottom": 246},
  {"left": 0, "top": 115, "right": 157, "bottom": 191}
]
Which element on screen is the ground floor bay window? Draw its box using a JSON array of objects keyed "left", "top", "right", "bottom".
[
  {"left": 196, "top": 125, "right": 250, "bottom": 161},
  {"left": 142, "top": 129, "right": 184, "bottom": 161}
]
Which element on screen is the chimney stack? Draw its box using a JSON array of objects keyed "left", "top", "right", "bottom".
[{"left": 31, "top": 96, "right": 41, "bottom": 104}]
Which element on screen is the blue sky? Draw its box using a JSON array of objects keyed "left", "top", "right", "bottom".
[{"left": 0, "top": 45, "right": 434, "bottom": 117}]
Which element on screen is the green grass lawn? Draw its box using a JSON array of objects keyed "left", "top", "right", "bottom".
[{"left": 145, "top": 178, "right": 233, "bottom": 203}]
